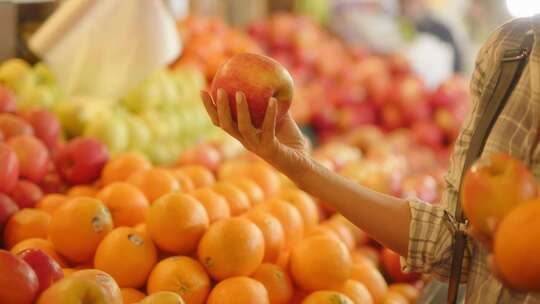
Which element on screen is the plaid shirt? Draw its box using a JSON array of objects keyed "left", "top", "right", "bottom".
[{"left": 402, "top": 16, "right": 540, "bottom": 303}]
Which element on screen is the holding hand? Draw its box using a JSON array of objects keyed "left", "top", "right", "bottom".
[{"left": 200, "top": 89, "right": 310, "bottom": 170}]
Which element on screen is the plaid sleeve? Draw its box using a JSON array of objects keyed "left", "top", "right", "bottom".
[{"left": 401, "top": 197, "right": 472, "bottom": 282}]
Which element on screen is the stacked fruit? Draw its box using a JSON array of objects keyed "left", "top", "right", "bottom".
[
  {"left": 247, "top": 14, "right": 469, "bottom": 149},
  {"left": 172, "top": 16, "right": 264, "bottom": 82},
  {"left": 0, "top": 58, "right": 217, "bottom": 165},
  {"left": 0, "top": 130, "right": 429, "bottom": 303}
]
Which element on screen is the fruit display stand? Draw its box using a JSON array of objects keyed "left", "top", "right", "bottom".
[{"left": 0, "top": 8, "right": 478, "bottom": 304}]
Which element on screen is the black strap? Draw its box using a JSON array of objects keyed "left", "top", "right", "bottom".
[{"left": 447, "top": 30, "right": 534, "bottom": 304}]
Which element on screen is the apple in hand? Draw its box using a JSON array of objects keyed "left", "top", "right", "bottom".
[
  {"left": 10, "top": 180, "right": 44, "bottom": 209},
  {"left": 17, "top": 249, "right": 64, "bottom": 294},
  {"left": 55, "top": 137, "right": 109, "bottom": 185},
  {"left": 0, "top": 143, "right": 19, "bottom": 193},
  {"left": 211, "top": 53, "right": 294, "bottom": 128},
  {"left": 0, "top": 85, "right": 16, "bottom": 113},
  {"left": 21, "top": 109, "right": 61, "bottom": 150},
  {"left": 0, "top": 250, "right": 39, "bottom": 304},
  {"left": 36, "top": 276, "right": 108, "bottom": 304},
  {"left": 8, "top": 135, "right": 49, "bottom": 182},
  {"left": 462, "top": 153, "right": 538, "bottom": 237}
]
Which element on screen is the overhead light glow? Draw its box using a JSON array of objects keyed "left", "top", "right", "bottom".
[{"left": 506, "top": 0, "right": 540, "bottom": 17}]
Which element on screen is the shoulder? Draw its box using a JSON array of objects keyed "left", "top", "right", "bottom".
[{"left": 477, "top": 18, "right": 530, "bottom": 63}]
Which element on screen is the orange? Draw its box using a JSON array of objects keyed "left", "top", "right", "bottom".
[
  {"left": 351, "top": 262, "right": 388, "bottom": 304},
  {"left": 252, "top": 263, "right": 294, "bottom": 304},
  {"left": 96, "top": 182, "right": 150, "bottom": 227},
  {"left": 381, "top": 291, "right": 408, "bottom": 304},
  {"left": 36, "top": 194, "right": 68, "bottom": 215},
  {"left": 207, "top": 276, "right": 270, "bottom": 304},
  {"left": 244, "top": 209, "right": 285, "bottom": 263},
  {"left": 147, "top": 256, "right": 210, "bottom": 304},
  {"left": 335, "top": 280, "right": 374, "bottom": 304},
  {"left": 494, "top": 201, "right": 540, "bottom": 291},
  {"left": 48, "top": 197, "right": 113, "bottom": 263},
  {"left": 301, "top": 291, "right": 354, "bottom": 304},
  {"left": 102, "top": 153, "right": 152, "bottom": 185},
  {"left": 68, "top": 185, "right": 99, "bottom": 197},
  {"left": 121, "top": 288, "right": 146, "bottom": 304},
  {"left": 168, "top": 169, "right": 195, "bottom": 192},
  {"left": 211, "top": 182, "right": 250, "bottom": 216},
  {"left": 127, "top": 168, "right": 180, "bottom": 203},
  {"left": 231, "top": 178, "right": 265, "bottom": 205},
  {"left": 62, "top": 268, "right": 76, "bottom": 276},
  {"left": 74, "top": 260, "right": 94, "bottom": 270},
  {"left": 3, "top": 208, "right": 51, "bottom": 249},
  {"left": 147, "top": 193, "right": 209, "bottom": 254},
  {"left": 139, "top": 291, "right": 186, "bottom": 304},
  {"left": 134, "top": 223, "right": 146, "bottom": 235},
  {"left": 388, "top": 284, "right": 419, "bottom": 303},
  {"left": 71, "top": 269, "right": 122, "bottom": 304},
  {"left": 10, "top": 238, "right": 67, "bottom": 267},
  {"left": 290, "top": 236, "right": 353, "bottom": 292},
  {"left": 219, "top": 161, "right": 280, "bottom": 196},
  {"left": 278, "top": 189, "right": 319, "bottom": 230},
  {"left": 275, "top": 251, "right": 291, "bottom": 270},
  {"left": 189, "top": 188, "right": 231, "bottom": 223},
  {"left": 321, "top": 220, "right": 355, "bottom": 250},
  {"left": 198, "top": 218, "right": 265, "bottom": 280},
  {"left": 304, "top": 225, "right": 341, "bottom": 242},
  {"left": 94, "top": 227, "right": 157, "bottom": 288},
  {"left": 259, "top": 198, "right": 304, "bottom": 248},
  {"left": 353, "top": 246, "right": 380, "bottom": 268},
  {"left": 175, "top": 165, "right": 215, "bottom": 188}
]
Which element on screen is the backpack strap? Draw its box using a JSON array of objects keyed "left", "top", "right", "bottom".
[{"left": 447, "top": 29, "right": 534, "bottom": 304}]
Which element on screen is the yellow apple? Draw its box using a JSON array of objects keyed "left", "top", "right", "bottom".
[{"left": 37, "top": 276, "right": 108, "bottom": 304}]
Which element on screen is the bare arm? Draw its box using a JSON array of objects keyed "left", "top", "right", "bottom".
[{"left": 201, "top": 90, "right": 412, "bottom": 256}]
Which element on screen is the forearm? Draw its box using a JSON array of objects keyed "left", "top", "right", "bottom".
[{"left": 271, "top": 151, "right": 412, "bottom": 256}]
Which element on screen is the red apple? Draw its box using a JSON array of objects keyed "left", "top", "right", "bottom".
[
  {"left": 0, "top": 143, "right": 19, "bottom": 193},
  {"left": 0, "top": 250, "right": 39, "bottom": 304},
  {"left": 211, "top": 53, "right": 294, "bottom": 128},
  {"left": 54, "top": 137, "right": 109, "bottom": 185},
  {"left": 176, "top": 144, "right": 222, "bottom": 172},
  {"left": 0, "top": 113, "right": 33, "bottom": 139},
  {"left": 401, "top": 174, "right": 439, "bottom": 204},
  {"left": 8, "top": 135, "right": 49, "bottom": 182},
  {"left": 0, "top": 85, "right": 17, "bottom": 113},
  {"left": 343, "top": 125, "right": 384, "bottom": 153},
  {"left": 10, "top": 180, "right": 43, "bottom": 209},
  {"left": 462, "top": 153, "right": 538, "bottom": 237},
  {"left": 21, "top": 109, "right": 61, "bottom": 150},
  {"left": 38, "top": 173, "right": 68, "bottom": 194},
  {"left": 17, "top": 249, "right": 64, "bottom": 294},
  {"left": 381, "top": 248, "right": 420, "bottom": 283},
  {"left": 411, "top": 121, "right": 444, "bottom": 151},
  {"left": 0, "top": 194, "right": 18, "bottom": 236}
]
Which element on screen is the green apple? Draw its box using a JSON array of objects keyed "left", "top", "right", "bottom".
[
  {"left": 0, "top": 58, "right": 36, "bottom": 93},
  {"left": 123, "top": 114, "right": 152, "bottom": 151},
  {"left": 33, "top": 63, "right": 56, "bottom": 85},
  {"left": 84, "top": 112, "right": 129, "bottom": 155},
  {"left": 17, "top": 85, "right": 56, "bottom": 110}
]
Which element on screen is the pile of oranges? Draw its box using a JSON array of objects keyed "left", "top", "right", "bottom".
[{"left": 3, "top": 151, "right": 419, "bottom": 304}]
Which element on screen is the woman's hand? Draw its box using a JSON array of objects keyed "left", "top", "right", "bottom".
[{"left": 201, "top": 89, "right": 310, "bottom": 170}]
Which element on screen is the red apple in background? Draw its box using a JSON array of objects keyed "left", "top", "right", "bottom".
[
  {"left": 0, "top": 143, "right": 19, "bottom": 193},
  {"left": 462, "top": 154, "right": 538, "bottom": 237},
  {"left": 0, "top": 85, "right": 16, "bottom": 113},
  {"left": 0, "top": 113, "right": 33, "bottom": 139},
  {"left": 39, "top": 173, "right": 67, "bottom": 194},
  {"left": 17, "top": 249, "right": 64, "bottom": 294},
  {"left": 176, "top": 144, "right": 222, "bottom": 172},
  {"left": 411, "top": 121, "right": 444, "bottom": 151},
  {"left": 55, "top": 137, "right": 109, "bottom": 185},
  {"left": 381, "top": 248, "right": 420, "bottom": 283},
  {"left": 7, "top": 135, "right": 49, "bottom": 182},
  {"left": 0, "top": 250, "right": 39, "bottom": 304},
  {"left": 10, "top": 180, "right": 43, "bottom": 209},
  {"left": 0, "top": 194, "right": 18, "bottom": 233},
  {"left": 343, "top": 125, "right": 384, "bottom": 153},
  {"left": 401, "top": 174, "right": 439, "bottom": 204},
  {"left": 211, "top": 53, "right": 294, "bottom": 128},
  {"left": 21, "top": 109, "right": 61, "bottom": 150}
]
